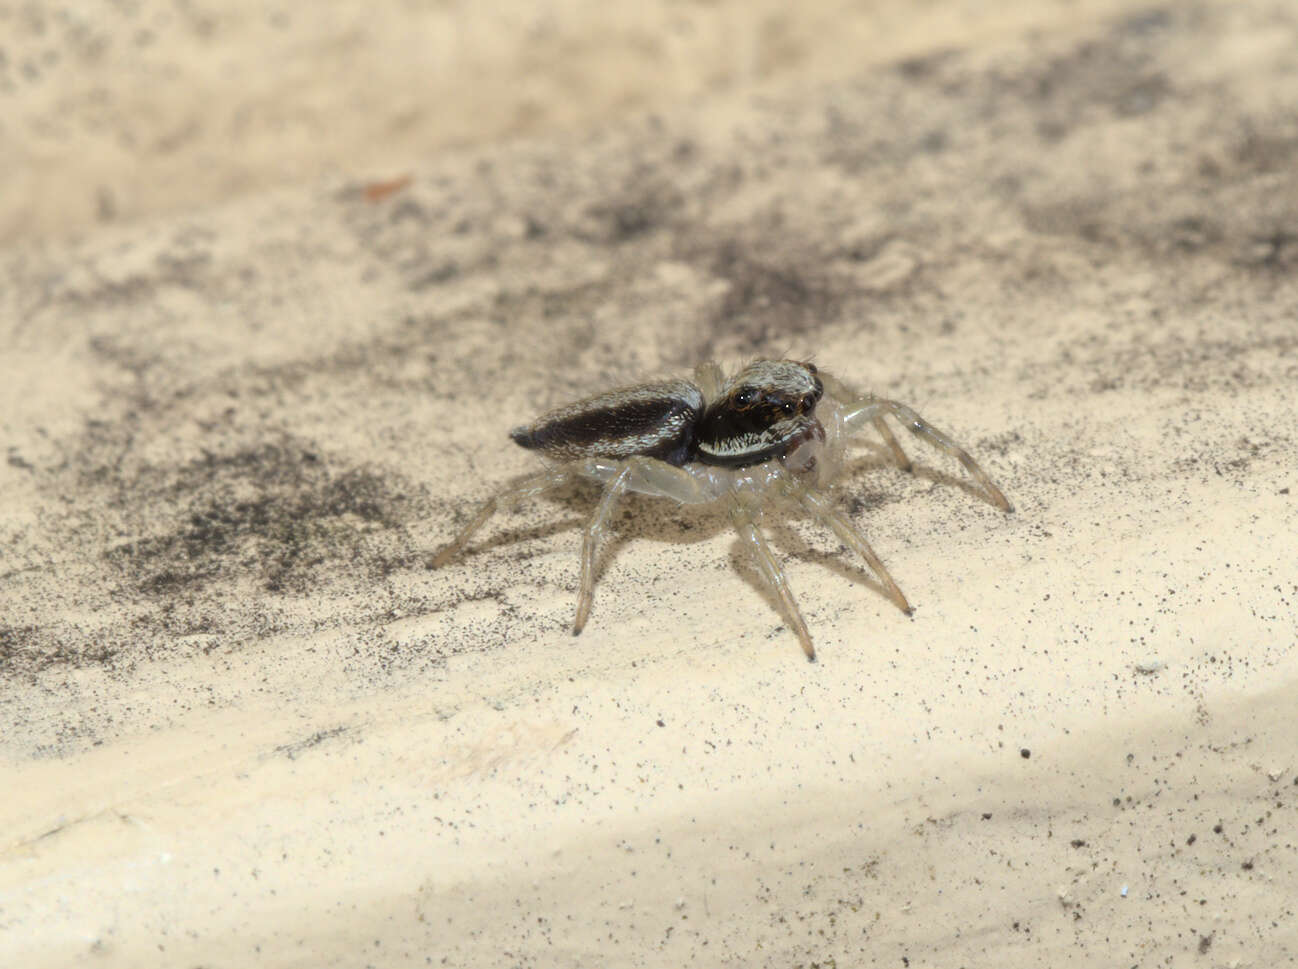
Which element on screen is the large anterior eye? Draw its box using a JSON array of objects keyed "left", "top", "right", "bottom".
[
  {"left": 781, "top": 400, "right": 795, "bottom": 415},
  {"left": 735, "top": 389, "right": 754, "bottom": 406}
]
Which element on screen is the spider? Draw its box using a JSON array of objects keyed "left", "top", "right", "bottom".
[{"left": 432, "top": 359, "right": 1012, "bottom": 660}]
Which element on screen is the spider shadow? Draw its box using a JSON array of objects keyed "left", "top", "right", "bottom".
[
  {"left": 435, "top": 511, "right": 590, "bottom": 566},
  {"left": 838, "top": 447, "right": 999, "bottom": 510},
  {"left": 429, "top": 477, "right": 734, "bottom": 573}
]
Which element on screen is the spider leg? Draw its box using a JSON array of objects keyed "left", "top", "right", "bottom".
[
  {"left": 430, "top": 466, "right": 572, "bottom": 568},
  {"left": 693, "top": 361, "right": 725, "bottom": 401},
  {"left": 729, "top": 494, "right": 816, "bottom": 662},
  {"left": 820, "top": 372, "right": 1011, "bottom": 512},
  {"left": 572, "top": 455, "right": 715, "bottom": 631},
  {"left": 872, "top": 399, "right": 1011, "bottom": 511},
  {"left": 871, "top": 416, "right": 912, "bottom": 472},
  {"left": 574, "top": 464, "right": 632, "bottom": 635},
  {"left": 784, "top": 478, "right": 912, "bottom": 615}
]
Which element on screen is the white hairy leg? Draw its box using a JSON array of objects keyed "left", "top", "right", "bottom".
[
  {"left": 573, "top": 465, "right": 632, "bottom": 634},
  {"left": 819, "top": 371, "right": 1011, "bottom": 511},
  {"left": 783, "top": 476, "right": 912, "bottom": 615},
  {"left": 729, "top": 493, "right": 816, "bottom": 661}
]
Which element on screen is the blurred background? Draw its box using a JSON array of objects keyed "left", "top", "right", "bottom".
[{"left": 1, "top": 0, "right": 1129, "bottom": 242}]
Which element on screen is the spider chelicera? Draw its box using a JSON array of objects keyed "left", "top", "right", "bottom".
[{"left": 432, "top": 359, "right": 1011, "bottom": 660}]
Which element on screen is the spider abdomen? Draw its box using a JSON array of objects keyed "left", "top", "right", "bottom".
[{"left": 510, "top": 378, "right": 704, "bottom": 466}]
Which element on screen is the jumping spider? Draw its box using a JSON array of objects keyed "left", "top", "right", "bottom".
[{"left": 432, "top": 359, "right": 1012, "bottom": 660}]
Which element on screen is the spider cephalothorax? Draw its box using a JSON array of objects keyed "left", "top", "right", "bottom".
[
  {"left": 694, "top": 360, "right": 825, "bottom": 468},
  {"left": 434, "top": 358, "right": 1011, "bottom": 660}
]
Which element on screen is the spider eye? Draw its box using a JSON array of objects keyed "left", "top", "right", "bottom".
[
  {"left": 804, "top": 363, "right": 818, "bottom": 374},
  {"left": 781, "top": 400, "right": 796, "bottom": 415},
  {"left": 735, "top": 389, "right": 753, "bottom": 406}
]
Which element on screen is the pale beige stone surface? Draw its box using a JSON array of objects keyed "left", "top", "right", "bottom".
[{"left": 2, "top": 2, "right": 1296, "bottom": 967}]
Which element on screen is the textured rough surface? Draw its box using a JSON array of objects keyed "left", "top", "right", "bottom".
[{"left": 2, "top": 2, "right": 1296, "bottom": 966}]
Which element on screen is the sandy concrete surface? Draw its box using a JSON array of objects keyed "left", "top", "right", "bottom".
[{"left": 2, "top": 1, "right": 1296, "bottom": 966}]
